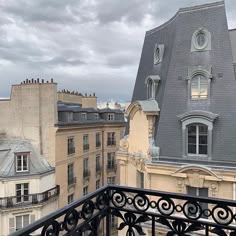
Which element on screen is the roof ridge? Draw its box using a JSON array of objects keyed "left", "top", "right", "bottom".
[{"left": 146, "top": 1, "right": 225, "bottom": 35}]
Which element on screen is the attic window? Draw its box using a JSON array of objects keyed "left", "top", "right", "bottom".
[
  {"left": 191, "top": 28, "right": 211, "bottom": 52},
  {"left": 108, "top": 114, "right": 114, "bottom": 121},
  {"left": 15, "top": 153, "right": 29, "bottom": 172},
  {"left": 81, "top": 113, "right": 87, "bottom": 120},
  {"left": 154, "top": 44, "right": 164, "bottom": 65}
]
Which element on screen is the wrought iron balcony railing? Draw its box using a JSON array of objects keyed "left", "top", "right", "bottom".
[
  {"left": 9, "top": 185, "right": 236, "bottom": 236},
  {"left": 68, "top": 177, "right": 77, "bottom": 186},
  {"left": 83, "top": 144, "right": 89, "bottom": 151},
  {"left": 106, "top": 164, "right": 117, "bottom": 172},
  {"left": 67, "top": 146, "right": 75, "bottom": 155},
  {"left": 107, "top": 140, "right": 116, "bottom": 146},
  {"left": 0, "top": 185, "right": 59, "bottom": 209}
]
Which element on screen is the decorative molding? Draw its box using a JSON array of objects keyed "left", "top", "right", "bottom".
[{"left": 191, "top": 27, "right": 211, "bottom": 52}]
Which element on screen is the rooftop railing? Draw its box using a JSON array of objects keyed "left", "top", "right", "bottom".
[
  {"left": 0, "top": 185, "right": 60, "bottom": 209},
  {"left": 9, "top": 185, "right": 236, "bottom": 236}
]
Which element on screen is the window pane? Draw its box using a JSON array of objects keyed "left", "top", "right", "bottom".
[
  {"left": 199, "top": 145, "right": 207, "bottom": 154},
  {"left": 199, "top": 135, "right": 207, "bottom": 145},
  {"left": 199, "top": 125, "right": 207, "bottom": 134},
  {"left": 188, "top": 144, "right": 196, "bottom": 154},
  {"left": 23, "top": 215, "right": 29, "bottom": 227}
]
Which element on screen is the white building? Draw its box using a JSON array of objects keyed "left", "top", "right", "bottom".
[{"left": 0, "top": 136, "right": 59, "bottom": 235}]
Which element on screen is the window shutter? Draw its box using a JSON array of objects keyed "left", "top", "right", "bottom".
[
  {"left": 30, "top": 214, "right": 35, "bottom": 223},
  {"left": 9, "top": 217, "right": 15, "bottom": 234}
]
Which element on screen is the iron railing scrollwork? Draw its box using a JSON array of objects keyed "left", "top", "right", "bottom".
[{"left": 9, "top": 185, "right": 236, "bottom": 236}]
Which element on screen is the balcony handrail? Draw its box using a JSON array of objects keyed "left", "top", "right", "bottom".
[
  {"left": 9, "top": 185, "right": 236, "bottom": 236},
  {"left": 0, "top": 185, "right": 60, "bottom": 209}
]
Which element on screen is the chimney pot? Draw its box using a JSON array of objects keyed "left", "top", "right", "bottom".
[
  {"left": 42, "top": 79, "right": 44, "bottom": 83},
  {"left": 51, "top": 78, "right": 53, "bottom": 83},
  {"left": 26, "top": 79, "right": 29, "bottom": 83},
  {"left": 31, "top": 78, "right": 34, "bottom": 83},
  {"left": 37, "top": 78, "right": 39, "bottom": 83}
]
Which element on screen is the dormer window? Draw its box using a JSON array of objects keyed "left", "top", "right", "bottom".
[
  {"left": 145, "top": 75, "right": 160, "bottom": 100},
  {"left": 81, "top": 113, "right": 87, "bottom": 120},
  {"left": 108, "top": 114, "right": 114, "bottom": 121},
  {"left": 15, "top": 153, "right": 29, "bottom": 172},
  {"left": 154, "top": 44, "right": 164, "bottom": 64},
  {"left": 94, "top": 113, "right": 99, "bottom": 120},
  {"left": 191, "top": 28, "right": 211, "bottom": 52},
  {"left": 191, "top": 74, "right": 208, "bottom": 99}
]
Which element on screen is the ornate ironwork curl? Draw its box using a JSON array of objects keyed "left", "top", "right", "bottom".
[
  {"left": 41, "top": 220, "right": 60, "bottom": 236},
  {"left": 96, "top": 192, "right": 109, "bottom": 210},
  {"left": 111, "top": 190, "right": 127, "bottom": 208},
  {"left": 81, "top": 200, "right": 95, "bottom": 220},
  {"left": 63, "top": 208, "right": 79, "bottom": 232},
  {"left": 211, "top": 205, "right": 234, "bottom": 225},
  {"left": 133, "top": 193, "right": 149, "bottom": 212},
  {"left": 182, "top": 200, "right": 202, "bottom": 220},
  {"left": 157, "top": 197, "right": 175, "bottom": 215}
]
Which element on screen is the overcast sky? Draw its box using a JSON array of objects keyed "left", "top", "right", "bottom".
[{"left": 0, "top": 0, "right": 235, "bottom": 102}]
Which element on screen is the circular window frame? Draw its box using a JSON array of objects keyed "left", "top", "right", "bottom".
[{"left": 192, "top": 29, "right": 209, "bottom": 51}]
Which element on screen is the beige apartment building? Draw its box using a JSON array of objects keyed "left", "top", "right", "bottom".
[{"left": 0, "top": 79, "right": 125, "bottom": 234}]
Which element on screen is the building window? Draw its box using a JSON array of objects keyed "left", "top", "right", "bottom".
[
  {"left": 96, "top": 155, "right": 101, "bottom": 172},
  {"left": 16, "top": 183, "right": 29, "bottom": 203},
  {"left": 187, "top": 186, "right": 208, "bottom": 218},
  {"left": 107, "top": 132, "right": 116, "bottom": 146},
  {"left": 15, "top": 154, "right": 29, "bottom": 172},
  {"left": 83, "top": 134, "right": 89, "bottom": 151},
  {"left": 96, "top": 133, "right": 101, "bottom": 148},
  {"left": 137, "top": 171, "right": 144, "bottom": 188},
  {"left": 191, "top": 75, "right": 208, "bottom": 99},
  {"left": 67, "top": 137, "right": 75, "bottom": 155},
  {"left": 108, "top": 113, "right": 114, "bottom": 121},
  {"left": 94, "top": 113, "right": 99, "bottom": 120},
  {"left": 107, "top": 152, "right": 116, "bottom": 171},
  {"left": 145, "top": 75, "right": 161, "bottom": 100},
  {"left": 81, "top": 113, "right": 87, "bottom": 120},
  {"left": 153, "top": 44, "right": 164, "bottom": 65},
  {"left": 68, "top": 163, "right": 75, "bottom": 185},
  {"left": 178, "top": 110, "right": 218, "bottom": 159},
  {"left": 83, "top": 186, "right": 88, "bottom": 195},
  {"left": 191, "top": 28, "right": 211, "bottom": 52},
  {"left": 96, "top": 180, "right": 100, "bottom": 189},
  {"left": 188, "top": 124, "right": 208, "bottom": 155},
  {"left": 15, "top": 215, "right": 30, "bottom": 231},
  {"left": 68, "top": 194, "right": 74, "bottom": 204},
  {"left": 107, "top": 177, "right": 115, "bottom": 185},
  {"left": 83, "top": 158, "right": 90, "bottom": 178}
]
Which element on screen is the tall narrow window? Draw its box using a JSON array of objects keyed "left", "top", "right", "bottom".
[
  {"left": 83, "top": 158, "right": 89, "bottom": 178},
  {"left": 67, "top": 137, "right": 75, "bottom": 155},
  {"left": 96, "top": 155, "right": 101, "bottom": 172},
  {"left": 107, "top": 152, "right": 115, "bottom": 171},
  {"left": 15, "top": 154, "right": 29, "bottom": 172},
  {"left": 96, "top": 133, "right": 101, "bottom": 148},
  {"left": 16, "top": 183, "right": 29, "bottom": 202},
  {"left": 83, "top": 135, "right": 89, "bottom": 151},
  {"left": 107, "top": 132, "right": 116, "bottom": 146},
  {"left": 191, "top": 75, "right": 208, "bottom": 99},
  {"left": 137, "top": 171, "right": 144, "bottom": 188},
  {"left": 68, "top": 164, "right": 75, "bottom": 185},
  {"left": 188, "top": 124, "right": 208, "bottom": 155},
  {"left": 108, "top": 114, "right": 114, "bottom": 121}
]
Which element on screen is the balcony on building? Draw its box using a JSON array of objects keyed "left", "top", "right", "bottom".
[
  {"left": 10, "top": 185, "right": 236, "bottom": 236},
  {"left": 106, "top": 164, "right": 117, "bottom": 172},
  {"left": 0, "top": 186, "right": 59, "bottom": 209},
  {"left": 83, "top": 144, "right": 89, "bottom": 151},
  {"left": 68, "top": 177, "right": 76, "bottom": 186},
  {"left": 83, "top": 169, "right": 90, "bottom": 179}
]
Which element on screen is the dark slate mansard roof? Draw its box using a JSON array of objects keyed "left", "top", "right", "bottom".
[{"left": 132, "top": 1, "right": 236, "bottom": 165}]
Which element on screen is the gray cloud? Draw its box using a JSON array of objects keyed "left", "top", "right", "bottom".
[{"left": 0, "top": 0, "right": 236, "bottom": 102}]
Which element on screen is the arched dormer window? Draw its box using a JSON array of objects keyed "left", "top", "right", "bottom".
[
  {"left": 145, "top": 75, "right": 160, "bottom": 100},
  {"left": 178, "top": 110, "right": 218, "bottom": 159},
  {"left": 187, "top": 66, "right": 212, "bottom": 101},
  {"left": 191, "top": 74, "right": 208, "bottom": 99}
]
